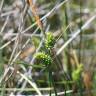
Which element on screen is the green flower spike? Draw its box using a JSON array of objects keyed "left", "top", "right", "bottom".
[
  {"left": 45, "top": 32, "right": 55, "bottom": 50},
  {"left": 35, "top": 52, "right": 52, "bottom": 65}
]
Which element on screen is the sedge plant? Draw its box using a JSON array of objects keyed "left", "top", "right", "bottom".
[{"left": 34, "top": 32, "right": 57, "bottom": 96}]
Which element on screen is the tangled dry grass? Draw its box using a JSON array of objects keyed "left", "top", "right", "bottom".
[{"left": 0, "top": 0, "right": 96, "bottom": 96}]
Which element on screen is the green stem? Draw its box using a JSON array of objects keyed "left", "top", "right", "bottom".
[{"left": 49, "top": 70, "right": 58, "bottom": 96}]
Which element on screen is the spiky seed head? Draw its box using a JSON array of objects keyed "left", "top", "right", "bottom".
[
  {"left": 35, "top": 52, "right": 52, "bottom": 65},
  {"left": 45, "top": 32, "right": 55, "bottom": 50}
]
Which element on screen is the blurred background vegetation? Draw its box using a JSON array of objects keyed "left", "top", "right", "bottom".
[{"left": 0, "top": 0, "right": 96, "bottom": 96}]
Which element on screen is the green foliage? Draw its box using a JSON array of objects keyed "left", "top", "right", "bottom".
[
  {"left": 32, "top": 37, "right": 40, "bottom": 47},
  {"left": 72, "top": 64, "right": 83, "bottom": 81}
]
